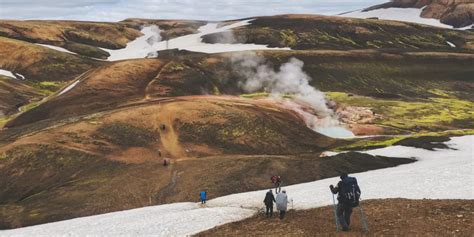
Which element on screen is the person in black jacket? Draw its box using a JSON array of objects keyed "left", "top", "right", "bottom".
[
  {"left": 330, "top": 173, "right": 361, "bottom": 231},
  {"left": 263, "top": 190, "right": 276, "bottom": 217}
]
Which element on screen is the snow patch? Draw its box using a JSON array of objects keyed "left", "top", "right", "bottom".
[
  {"left": 343, "top": 8, "right": 452, "bottom": 29},
  {"left": 0, "top": 69, "right": 17, "bottom": 79},
  {"left": 103, "top": 20, "right": 289, "bottom": 61},
  {"left": 3, "top": 135, "right": 472, "bottom": 236},
  {"left": 58, "top": 80, "right": 80, "bottom": 96},
  {"left": 36, "top": 43, "right": 77, "bottom": 55},
  {"left": 446, "top": 41, "right": 456, "bottom": 47},
  {"left": 0, "top": 69, "right": 25, "bottom": 80}
]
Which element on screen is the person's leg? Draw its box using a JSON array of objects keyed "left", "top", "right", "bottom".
[
  {"left": 280, "top": 210, "right": 286, "bottom": 219},
  {"left": 344, "top": 206, "right": 353, "bottom": 227},
  {"left": 337, "top": 203, "right": 349, "bottom": 231},
  {"left": 265, "top": 205, "right": 270, "bottom": 217},
  {"left": 270, "top": 205, "right": 273, "bottom": 217}
]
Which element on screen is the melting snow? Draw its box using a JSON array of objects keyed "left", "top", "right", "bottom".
[
  {"left": 446, "top": 41, "right": 456, "bottom": 47},
  {"left": 343, "top": 8, "right": 452, "bottom": 29},
  {"left": 0, "top": 69, "right": 17, "bottom": 79},
  {"left": 103, "top": 20, "right": 290, "bottom": 61},
  {"left": 36, "top": 43, "right": 77, "bottom": 55},
  {"left": 2, "top": 135, "right": 472, "bottom": 236},
  {"left": 58, "top": 80, "right": 80, "bottom": 96},
  {"left": 0, "top": 69, "right": 25, "bottom": 80}
]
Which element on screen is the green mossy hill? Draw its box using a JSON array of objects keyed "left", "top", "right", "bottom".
[
  {"left": 202, "top": 15, "right": 474, "bottom": 51},
  {"left": 328, "top": 92, "right": 474, "bottom": 133}
]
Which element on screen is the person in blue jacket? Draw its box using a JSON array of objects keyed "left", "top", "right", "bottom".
[{"left": 200, "top": 190, "right": 207, "bottom": 204}]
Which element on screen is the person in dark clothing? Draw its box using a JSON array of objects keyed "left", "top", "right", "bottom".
[
  {"left": 263, "top": 190, "right": 276, "bottom": 217},
  {"left": 330, "top": 173, "right": 361, "bottom": 231}
]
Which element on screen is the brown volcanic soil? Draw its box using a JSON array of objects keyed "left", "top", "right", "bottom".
[
  {"left": 0, "top": 96, "right": 415, "bottom": 229},
  {"left": 122, "top": 19, "right": 206, "bottom": 40},
  {"left": 197, "top": 199, "right": 474, "bottom": 236},
  {"left": 0, "top": 36, "right": 100, "bottom": 82}
]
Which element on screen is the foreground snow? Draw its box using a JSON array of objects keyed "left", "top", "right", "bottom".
[
  {"left": 103, "top": 20, "right": 289, "bottom": 61},
  {"left": 2, "top": 135, "right": 472, "bottom": 236},
  {"left": 343, "top": 8, "right": 452, "bottom": 28}
]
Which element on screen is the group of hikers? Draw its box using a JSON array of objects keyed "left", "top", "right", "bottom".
[
  {"left": 262, "top": 174, "right": 363, "bottom": 232},
  {"left": 200, "top": 173, "right": 363, "bottom": 232}
]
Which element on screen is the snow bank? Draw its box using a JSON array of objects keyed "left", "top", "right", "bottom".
[
  {"left": 343, "top": 8, "right": 452, "bottom": 29},
  {"left": 0, "top": 203, "right": 254, "bottom": 236},
  {"left": 0, "top": 69, "right": 25, "bottom": 80},
  {"left": 2, "top": 135, "right": 472, "bottom": 236},
  {"left": 36, "top": 43, "right": 77, "bottom": 55},
  {"left": 104, "top": 20, "right": 289, "bottom": 61},
  {"left": 58, "top": 80, "right": 80, "bottom": 96},
  {"left": 0, "top": 69, "right": 17, "bottom": 79}
]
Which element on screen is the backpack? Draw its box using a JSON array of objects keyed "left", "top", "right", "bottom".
[{"left": 339, "top": 177, "right": 361, "bottom": 207}]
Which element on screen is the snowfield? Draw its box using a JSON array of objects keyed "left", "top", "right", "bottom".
[
  {"left": 2, "top": 135, "right": 472, "bottom": 236},
  {"left": 343, "top": 8, "right": 452, "bottom": 28},
  {"left": 103, "top": 20, "right": 290, "bottom": 61}
]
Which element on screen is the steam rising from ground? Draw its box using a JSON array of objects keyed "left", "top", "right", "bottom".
[
  {"left": 231, "top": 52, "right": 341, "bottom": 130},
  {"left": 145, "top": 25, "right": 162, "bottom": 58}
]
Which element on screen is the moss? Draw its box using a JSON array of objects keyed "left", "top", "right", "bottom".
[
  {"left": 326, "top": 92, "right": 474, "bottom": 132},
  {"left": 279, "top": 29, "right": 298, "bottom": 48},
  {"left": 19, "top": 101, "right": 41, "bottom": 112}
]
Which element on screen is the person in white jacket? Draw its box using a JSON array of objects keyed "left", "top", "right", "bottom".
[{"left": 275, "top": 190, "right": 289, "bottom": 219}]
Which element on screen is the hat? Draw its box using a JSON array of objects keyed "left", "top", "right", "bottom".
[{"left": 340, "top": 173, "right": 348, "bottom": 179}]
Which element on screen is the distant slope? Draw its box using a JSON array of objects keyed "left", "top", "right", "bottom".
[
  {"left": 202, "top": 14, "right": 474, "bottom": 50},
  {"left": 357, "top": 0, "right": 474, "bottom": 28}
]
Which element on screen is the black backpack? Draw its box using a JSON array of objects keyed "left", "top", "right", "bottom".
[{"left": 340, "top": 177, "right": 361, "bottom": 207}]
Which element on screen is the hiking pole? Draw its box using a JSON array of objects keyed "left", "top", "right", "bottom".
[
  {"left": 359, "top": 201, "right": 369, "bottom": 233},
  {"left": 331, "top": 193, "right": 340, "bottom": 232}
]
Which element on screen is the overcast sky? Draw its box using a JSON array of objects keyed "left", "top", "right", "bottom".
[{"left": 0, "top": 0, "right": 387, "bottom": 22}]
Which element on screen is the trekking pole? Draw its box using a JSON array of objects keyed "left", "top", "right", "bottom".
[
  {"left": 359, "top": 200, "right": 369, "bottom": 233},
  {"left": 331, "top": 193, "right": 340, "bottom": 232}
]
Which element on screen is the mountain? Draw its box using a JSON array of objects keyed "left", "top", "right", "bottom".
[{"left": 0, "top": 13, "right": 473, "bottom": 230}]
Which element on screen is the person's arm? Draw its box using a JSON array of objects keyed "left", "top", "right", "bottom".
[{"left": 329, "top": 181, "right": 341, "bottom": 194}]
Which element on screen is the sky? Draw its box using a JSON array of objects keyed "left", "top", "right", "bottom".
[{"left": 0, "top": 0, "right": 387, "bottom": 22}]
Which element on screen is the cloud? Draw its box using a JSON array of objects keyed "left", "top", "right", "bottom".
[{"left": 0, "top": 0, "right": 387, "bottom": 22}]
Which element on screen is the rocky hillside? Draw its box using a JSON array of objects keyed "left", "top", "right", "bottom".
[{"left": 365, "top": 0, "right": 474, "bottom": 28}]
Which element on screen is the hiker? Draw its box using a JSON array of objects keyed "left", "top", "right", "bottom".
[
  {"left": 163, "top": 158, "right": 169, "bottom": 166},
  {"left": 330, "top": 173, "right": 361, "bottom": 231},
  {"left": 271, "top": 175, "right": 282, "bottom": 193},
  {"left": 200, "top": 190, "right": 207, "bottom": 204},
  {"left": 275, "top": 190, "right": 289, "bottom": 220},
  {"left": 263, "top": 190, "right": 276, "bottom": 217}
]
